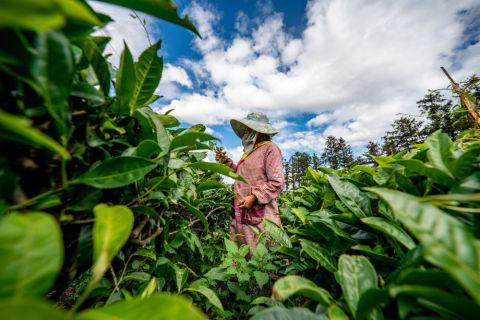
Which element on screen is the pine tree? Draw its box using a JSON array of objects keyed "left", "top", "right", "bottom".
[
  {"left": 382, "top": 116, "right": 424, "bottom": 155},
  {"left": 320, "top": 136, "right": 354, "bottom": 169},
  {"left": 362, "top": 141, "right": 381, "bottom": 165}
]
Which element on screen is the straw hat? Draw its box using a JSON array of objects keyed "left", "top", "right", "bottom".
[{"left": 230, "top": 112, "right": 278, "bottom": 138}]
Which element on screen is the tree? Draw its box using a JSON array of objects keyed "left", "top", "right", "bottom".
[
  {"left": 288, "top": 152, "right": 311, "bottom": 188},
  {"left": 361, "top": 141, "right": 381, "bottom": 165},
  {"left": 320, "top": 136, "right": 354, "bottom": 170},
  {"left": 382, "top": 116, "right": 424, "bottom": 155}
]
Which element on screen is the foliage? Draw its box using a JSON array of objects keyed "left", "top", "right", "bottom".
[
  {"left": 0, "top": 0, "right": 240, "bottom": 318},
  {"left": 255, "top": 129, "right": 480, "bottom": 319}
]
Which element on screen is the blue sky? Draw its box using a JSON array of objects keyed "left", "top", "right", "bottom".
[{"left": 91, "top": 0, "right": 480, "bottom": 161}]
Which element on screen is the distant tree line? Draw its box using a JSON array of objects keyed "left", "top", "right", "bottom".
[{"left": 283, "top": 75, "right": 479, "bottom": 189}]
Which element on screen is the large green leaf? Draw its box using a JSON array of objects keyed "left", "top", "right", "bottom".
[
  {"left": 329, "top": 304, "right": 349, "bottom": 320},
  {"left": 272, "top": 275, "right": 332, "bottom": 305},
  {"left": 0, "top": 212, "right": 63, "bottom": 298},
  {"left": 389, "top": 285, "right": 480, "bottom": 319},
  {"left": 300, "top": 239, "right": 337, "bottom": 273},
  {"left": 186, "top": 283, "right": 224, "bottom": 312},
  {"left": 393, "top": 159, "right": 455, "bottom": 186},
  {"left": 129, "top": 41, "right": 163, "bottom": 113},
  {"left": 31, "top": 31, "right": 74, "bottom": 134},
  {"left": 251, "top": 306, "right": 325, "bottom": 320},
  {"left": 77, "top": 293, "right": 206, "bottom": 320},
  {"left": 361, "top": 217, "right": 416, "bottom": 250},
  {"left": 75, "top": 156, "right": 157, "bottom": 188},
  {"left": 135, "top": 107, "right": 170, "bottom": 153},
  {"left": 189, "top": 161, "right": 247, "bottom": 183},
  {"left": 264, "top": 219, "right": 292, "bottom": 248},
  {"left": 77, "top": 36, "right": 111, "bottom": 96},
  {"left": 367, "top": 188, "right": 480, "bottom": 303},
  {"left": 424, "top": 131, "right": 454, "bottom": 178},
  {"left": 97, "top": 0, "right": 200, "bottom": 36},
  {"left": 170, "top": 132, "right": 219, "bottom": 151},
  {"left": 0, "top": 0, "right": 100, "bottom": 31},
  {"left": 337, "top": 255, "right": 381, "bottom": 319},
  {"left": 91, "top": 204, "right": 134, "bottom": 285},
  {"left": 0, "top": 110, "right": 69, "bottom": 159},
  {"left": 451, "top": 146, "right": 480, "bottom": 180},
  {"left": 327, "top": 174, "right": 371, "bottom": 218},
  {"left": 0, "top": 298, "right": 68, "bottom": 320},
  {"left": 113, "top": 42, "right": 136, "bottom": 115}
]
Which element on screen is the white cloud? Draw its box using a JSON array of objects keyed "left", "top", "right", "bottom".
[
  {"left": 163, "top": 64, "right": 192, "bottom": 88},
  {"left": 162, "top": 0, "right": 479, "bottom": 154}
]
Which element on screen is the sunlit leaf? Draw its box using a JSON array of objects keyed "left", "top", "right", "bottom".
[{"left": 272, "top": 275, "right": 331, "bottom": 305}]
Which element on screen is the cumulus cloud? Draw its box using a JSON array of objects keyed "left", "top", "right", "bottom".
[{"left": 159, "top": 0, "right": 480, "bottom": 154}]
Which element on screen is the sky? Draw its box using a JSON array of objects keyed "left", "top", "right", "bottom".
[{"left": 90, "top": 0, "right": 480, "bottom": 163}]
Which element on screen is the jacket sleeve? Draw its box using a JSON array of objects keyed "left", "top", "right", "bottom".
[{"left": 251, "top": 144, "right": 285, "bottom": 204}]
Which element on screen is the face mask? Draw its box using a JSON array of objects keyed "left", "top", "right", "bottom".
[{"left": 242, "top": 130, "right": 258, "bottom": 154}]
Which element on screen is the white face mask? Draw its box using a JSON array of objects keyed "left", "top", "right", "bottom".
[{"left": 242, "top": 129, "right": 258, "bottom": 154}]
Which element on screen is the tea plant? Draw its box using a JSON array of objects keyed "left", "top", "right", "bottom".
[{"left": 254, "top": 129, "right": 480, "bottom": 319}]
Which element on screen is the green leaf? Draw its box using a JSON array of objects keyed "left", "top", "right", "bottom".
[
  {"left": 337, "top": 255, "right": 381, "bottom": 319},
  {"left": 327, "top": 174, "right": 371, "bottom": 218},
  {"left": 291, "top": 207, "right": 308, "bottom": 224},
  {"left": 251, "top": 306, "right": 325, "bottom": 320},
  {"left": 97, "top": 0, "right": 200, "bottom": 37},
  {"left": 424, "top": 131, "right": 454, "bottom": 178},
  {"left": 272, "top": 275, "right": 332, "bottom": 305},
  {"left": 361, "top": 217, "right": 416, "bottom": 250},
  {"left": 113, "top": 42, "right": 136, "bottom": 115},
  {"left": 0, "top": 212, "right": 63, "bottom": 298},
  {"left": 196, "top": 180, "right": 225, "bottom": 192},
  {"left": 254, "top": 271, "right": 270, "bottom": 289},
  {"left": 130, "top": 140, "right": 161, "bottom": 158},
  {"left": 31, "top": 31, "right": 74, "bottom": 134},
  {"left": 91, "top": 204, "right": 134, "bottom": 285},
  {"left": 300, "top": 239, "right": 337, "bottom": 273},
  {"left": 356, "top": 288, "right": 390, "bottom": 320},
  {"left": 129, "top": 41, "right": 163, "bottom": 113},
  {"left": 179, "top": 198, "right": 208, "bottom": 231},
  {"left": 76, "top": 293, "right": 206, "bottom": 320},
  {"left": 189, "top": 161, "right": 247, "bottom": 183},
  {"left": 452, "top": 147, "right": 480, "bottom": 180},
  {"left": 71, "top": 81, "right": 105, "bottom": 106},
  {"left": 351, "top": 245, "right": 397, "bottom": 265},
  {"left": 329, "top": 304, "right": 349, "bottom": 320},
  {"left": 389, "top": 285, "right": 480, "bottom": 319},
  {"left": 0, "top": 298, "right": 68, "bottom": 320},
  {"left": 186, "top": 283, "right": 224, "bottom": 312},
  {"left": 0, "top": 0, "right": 100, "bottom": 31},
  {"left": 170, "top": 132, "right": 219, "bottom": 151},
  {"left": 75, "top": 156, "right": 157, "bottom": 188},
  {"left": 393, "top": 159, "right": 455, "bottom": 186},
  {"left": 141, "top": 276, "right": 158, "bottom": 298},
  {"left": 367, "top": 187, "right": 480, "bottom": 303},
  {"left": 264, "top": 219, "right": 292, "bottom": 248},
  {"left": 123, "top": 272, "right": 151, "bottom": 282},
  {"left": 173, "top": 266, "right": 188, "bottom": 292},
  {"left": 135, "top": 107, "right": 170, "bottom": 153},
  {"left": 0, "top": 110, "right": 69, "bottom": 159},
  {"left": 77, "top": 36, "right": 111, "bottom": 96}
]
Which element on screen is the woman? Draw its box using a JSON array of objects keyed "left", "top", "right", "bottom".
[{"left": 215, "top": 112, "right": 285, "bottom": 254}]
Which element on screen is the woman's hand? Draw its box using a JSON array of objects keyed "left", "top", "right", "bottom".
[
  {"left": 215, "top": 149, "right": 227, "bottom": 163},
  {"left": 238, "top": 194, "right": 257, "bottom": 209}
]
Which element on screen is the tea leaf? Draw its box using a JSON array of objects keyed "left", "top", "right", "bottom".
[
  {"left": 272, "top": 275, "right": 331, "bottom": 305},
  {"left": 0, "top": 212, "right": 63, "bottom": 298},
  {"left": 75, "top": 157, "right": 157, "bottom": 188}
]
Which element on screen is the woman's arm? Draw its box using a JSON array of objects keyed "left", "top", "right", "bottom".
[{"left": 251, "top": 144, "right": 285, "bottom": 204}]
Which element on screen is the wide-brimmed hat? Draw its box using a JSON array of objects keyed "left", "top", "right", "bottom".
[{"left": 230, "top": 112, "right": 278, "bottom": 138}]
